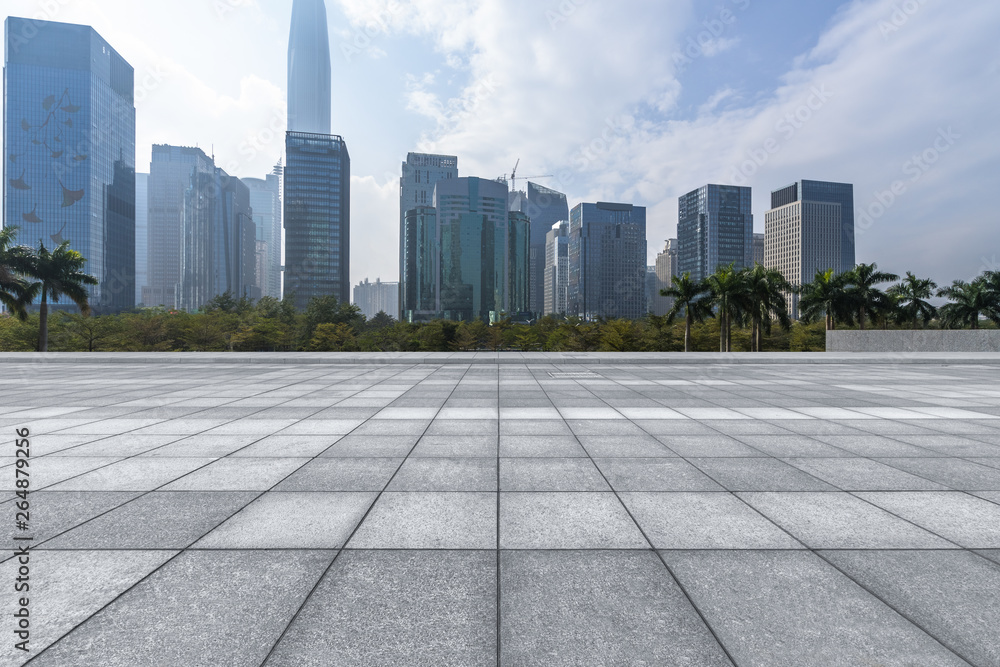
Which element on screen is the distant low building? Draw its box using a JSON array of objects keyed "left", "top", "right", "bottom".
[{"left": 353, "top": 278, "right": 399, "bottom": 320}]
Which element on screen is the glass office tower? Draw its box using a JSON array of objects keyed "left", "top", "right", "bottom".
[
  {"left": 507, "top": 211, "right": 531, "bottom": 315},
  {"left": 401, "top": 206, "right": 438, "bottom": 322},
  {"left": 283, "top": 132, "right": 350, "bottom": 309},
  {"left": 509, "top": 182, "right": 569, "bottom": 315},
  {"left": 677, "top": 184, "right": 752, "bottom": 282},
  {"left": 135, "top": 173, "right": 148, "bottom": 304},
  {"left": 568, "top": 202, "right": 647, "bottom": 321},
  {"left": 771, "top": 180, "right": 855, "bottom": 273},
  {"left": 3, "top": 17, "right": 135, "bottom": 312},
  {"left": 288, "top": 0, "right": 331, "bottom": 135},
  {"left": 245, "top": 164, "right": 283, "bottom": 299}
]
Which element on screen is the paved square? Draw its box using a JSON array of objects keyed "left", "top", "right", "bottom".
[{"left": 2, "top": 353, "right": 1000, "bottom": 666}]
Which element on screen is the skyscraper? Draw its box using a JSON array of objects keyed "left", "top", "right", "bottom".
[
  {"left": 677, "top": 184, "right": 753, "bottom": 282},
  {"left": 399, "top": 153, "right": 458, "bottom": 317},
  {"left": 287, "top": 0, "right": 331, "bottom": 135},
  {"left": 567, "top": 202, "right": 647, "bottom": 321},
  {"left": 146, "top": 145, "right": 215, "bottom": 309},
  {"left": 284, "top": 0, "right": 350, "bottom": 309},
  {"left": 752, "top": 232, "right": 765, "bottom": 266},
  {"left": 135, "top": 173, "right": 148, "bottom": 305},
  {"left": 401, "top": 206, "right": 438, "bottom": 322},
  {"left": 4, "top": 18, "right": 135, "bottom": 313},
  {"left": 652, "top": 239, "right": 678, "bottom": 316},
  {"left": 770, "top": 180, "right": 856, "bottom": 272},
  {"left": 178, "top": 168, "right": 256, "bottom": 310},
  {"left": 544, "top": 220, "right": 569, "bottom": 316},
  {"left": 765, "top": 181, "right": 855, "bottom": 318},
  {"left": 245, "top": 164, "right": 283, "bottom": 299},
  {"left": 509, "top": 182, "right": 569, "bottom": 315},
  {"left": 507, "top": 211, "right": 531, "bottom": 315}
]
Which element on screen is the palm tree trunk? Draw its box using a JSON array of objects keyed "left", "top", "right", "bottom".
[
  {"left": 684, "top": 309, "right": 692, "bottom": 352},
  {"left": 972, "top": 314, "right": 979, "bottom": 330},
  {"left": 38, "top": 291, "right": 48, "bottom": 352},
  {"left": 859, "top": 309, "right": 866, "bottom": 331},
  {"left": 826, "top": 310, "right": 833, "bottom": 331},
  {"left": 720, "top": 310, "right": 726, "bottom": 353}
]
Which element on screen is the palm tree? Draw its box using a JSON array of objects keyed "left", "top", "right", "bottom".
[
  {"left": 799, "top": 269, "right": 852, "bottom": 331},
  {"left": 0, "top": 226, "right": 34, "bottom": 320},
  {"left": 844, "top": 263, "right": 900, "bottom": 331},
  {"left": 705, "top": 265, "right": 748, "bottom": 352},
  {"left": 662, "top": 273, "right": 711, "bottom": 352},
  {"left": 983, "top": 271, "right": 1000, "bottom": 326},
  {"left": 887, "top": 272, "right": 938, "bottom": 329},
  {"left": 938, "top": 278, "right": 991, "bottom": 330},
  {"left": 744, "top": 265, "right": 793, "bottom": 352},
  {"left": 12, "top": 241, "right": 98, "bottom": 351}
]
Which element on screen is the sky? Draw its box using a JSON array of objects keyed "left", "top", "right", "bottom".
[{"left": 4, "top": 0, "right": 999, "bottom": 290}]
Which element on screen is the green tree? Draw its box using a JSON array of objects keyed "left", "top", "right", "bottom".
[
  {"left": 307, "top": 322, "right": 356, "bottom": 351},
  {"left": 844, "top": 263, "right": 899, "bottom": 331},
  {"left": 302, "top": 295, "right": 364, "bottom": 345},
  {"left": 0, "top": 227, "right": 33, "bottom": 320},
  {"left": 799, "top": 269, "right": 852, "bottom": 331},
  {"left": 887, "top": 272, "right": 938, "bottom": 329},
  {"left": 743, "top": 265, "right": 793, "bottom": 352},
  {"left": 56, "top": 312, "right": 124, "bottom": 351},
  {"left": 11, "top": 241, "right": 98, "bottom": 352},
  {"left": 663, "top": 273, "right": 711, "bottom": 352},
  {"left": 938, "top": 278, "right": 991, "bottom": 329},
  {"left": 705, "top": 265, "right": 748, "bottom": 352}
]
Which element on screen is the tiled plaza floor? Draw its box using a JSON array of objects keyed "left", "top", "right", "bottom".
[{"left": 2, "top": 356, "right": 1000, "bottom": 666}]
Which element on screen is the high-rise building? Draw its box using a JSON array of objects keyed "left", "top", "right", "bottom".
[
  {"left": 399, "top": 153, "right": 458, "bottom": 316},
  {"left": 653, "top": 239, "right": 678, "bottom": 316},
  {"left": 401, "top": 178, "right": 528, "bottom": 323},
  {"left": 567, "top": 202, "right": 647, "bottom": 321},
  {"left": 677, "top": 184, "right": 752, "bottom": 282},
  {"left": 544, "top": 220, "right": 569, "bottom": 316},
  {"left": 770, "top": 180, "right": 856, "bottom": 273},
  {"left": 765, "top": 180, "right": 855, "bottom": 318},
  {"left": 645, "top": 266, "right": 658, "bottom": 316},
  {"left": 178, "top": 168, "right": 257, "bottom": 310},
  {"left": 145, "top": 145, "right": 215, "bottom": 309},
  {"left": 283, "top": 132, "right": 350, "bottom": 308},
  {"left": 245, "top": 164, "right": 282, "bottom": 299},
  {"left": 135, "top": 173, "right": 148, "bottom": 305},
  {"left": 353, "top": 278, "right": 399, "bottom": 319},
  {"left": 284, "top": 0, "right": 350, "bottom": 310},
  {"left": 752, "top": 232, "right": 765, "bottom": 266},
  {"left": 288, "top": 0, "right": 331, "bottom": 135},
  {"left": 509, "top": 182, "right": 569, "bottom": 315},
  {"left": 4, "top": 18, "right": 135, "bottom": 313},
  {"left": 401, "top": 206, "right": 438, "bottom": 322}
]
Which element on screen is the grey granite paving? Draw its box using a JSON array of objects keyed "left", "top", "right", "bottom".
[{"left": 3, "top": 355, "right": 1000, "bottom": 665}]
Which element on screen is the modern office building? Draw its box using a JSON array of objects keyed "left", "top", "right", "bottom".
[
  {"left": 401, "top": 206, "right": 438, "bottom": 322},
  {"left": 645, "top": 266, "right": 658, "bottom": 316},
  {"left": 677, "top": 184, "right": 753, "bottom": 282},
  {"left": 178, "top": 168, "right": 257, "bottom": 310},
  {"left": 652, "top": 239, "right": 678, "bottom": 316},
  {"left": 401, "top": 177, "right": 528, "bottom": 322},
  {"left": 245, "top": 164, "right": 283, "bottom": 299},
  {"left": 509, "top": 182, "right": 569, "bottom": 315},
  {"left": 544, "top": 220, "right": 569, "bottom": 316},
  {"left": 145, "top": 146, "right": 216, "bottom": 309},
  {"left": 288, "top": 0, "right": 331, "bottom": 135},
  {"left": 353, "top": 278, "right": 400, "bottom": 319},
  {"left": 4, "top": 18, "right": 135, "bottom": 313},
  {"left": 765, "top": 180, "right": 855, "bottom": 318},
  {"left": 284, "top": 0, "right": 351, "bottom": 309},
  {"left": 399, "top": 153, "right": 458, "bottom": 316},
  {"left": 135, "top": 173, "right": 148, "bottom": 305},
  {"left": 567, "top": 202, "right": 647, "bottom": 321},
  {"left": 770, "top": 180, "right": 856, "bottom": 273},
  {"left": 752, "top": 232, "right": 765, "bottom": 266},
  {"left": 283, "top": 133, "right": 350, "bottom": 308}
]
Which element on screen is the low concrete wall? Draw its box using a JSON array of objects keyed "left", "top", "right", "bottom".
[{"left": 827, "top": 330, "right": 1000, "bottom": 352}]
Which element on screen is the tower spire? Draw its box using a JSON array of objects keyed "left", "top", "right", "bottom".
[{"left": 288, "top": 0, "right": 332, "bottom": 135}]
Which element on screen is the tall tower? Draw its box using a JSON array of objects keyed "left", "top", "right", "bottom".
[
  {"left": 287, "top": 0, "right": 332, "bottom": 135},
  {"left": 285, "top": 0, "right": 350, "bottom": 308},
  {"left": 4, "top": 18, "right": 136, "bottom": 313},
  {"left": 677, "top": 184, "right": 753, "bottom": 283}
]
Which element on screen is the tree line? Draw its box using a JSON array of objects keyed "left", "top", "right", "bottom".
[{"left": 2, "top": 226, "right": 998, "bottom": 353}]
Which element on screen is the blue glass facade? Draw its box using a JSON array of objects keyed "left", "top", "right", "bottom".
[
  {"left": 677, "top": 184, "right": 752, "bottom": 282},
  {"left": 4, "top": 17, "right": 135, "bottom": 312},
  {"left": 509, "top": 181, "right": 569, "bottom": 315},
  {"left": 568, "top": 202, "right": 647, "bottom": 321},
  {"left": 288, "top": 0, "right": 331, "bottom": 135},
  {"left": 284, "top": 131, "right": 350, "bottom": 309},
  {"left": 770, "top": 180, "right": 855, "bottom": 273},
  {"left": 401, "top": 206, "right": 438, "bottom": 322}
]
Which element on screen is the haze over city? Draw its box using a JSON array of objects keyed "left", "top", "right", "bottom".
[{"left": 1, "top": 0, "right": 997, "bottom": 288}]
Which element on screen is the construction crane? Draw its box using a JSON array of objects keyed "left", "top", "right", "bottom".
[{"left": 498, "top": 159, "right": 554, "bottom": 193}]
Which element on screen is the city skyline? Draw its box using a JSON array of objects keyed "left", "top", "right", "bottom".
[{"left": 1, "top": 1, "right": 997, "bottom": 294}]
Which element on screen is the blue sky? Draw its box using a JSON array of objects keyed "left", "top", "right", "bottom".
[{"left": 4, "top": 0, "right": 999, "bottom": 290}]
